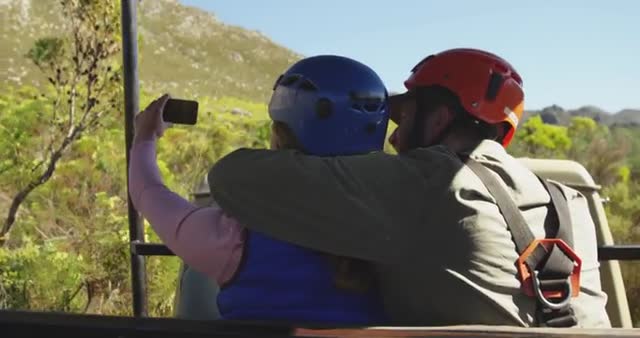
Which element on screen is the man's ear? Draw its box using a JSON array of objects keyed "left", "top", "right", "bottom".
[{"left": 432, "top": 105, "right": 455, "bottom": 132}]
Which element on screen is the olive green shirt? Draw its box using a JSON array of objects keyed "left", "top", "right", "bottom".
[{"left": 208, "top": 140, "right": 610, "bottom": 327}]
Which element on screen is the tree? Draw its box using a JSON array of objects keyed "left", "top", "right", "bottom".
[
  {"left": 0, "top": 87, "right": 274, "bottom": 314},
  {"left": 603, "top": 180, "right": 640, "bottom": 326},
  {"left": 565, "top": 116, "right": 631, "bottom": 187},
  {"left": 1, "top": 0, "right": 122, "bottom": 245},
  {"left": 509, "top": 115, "right": 571, "bottom": 158}
]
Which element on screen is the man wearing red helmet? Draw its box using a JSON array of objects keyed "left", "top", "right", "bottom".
[{"left": 206, "top": 49, "right": 610, "bottom": 327}]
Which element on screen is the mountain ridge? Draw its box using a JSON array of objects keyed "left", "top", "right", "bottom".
[
  {"left": 523, "top": 104, "right": 640, "bottom": 126},
  {"left": 1, "top": 0, "right": 638, "bottom": 126}
]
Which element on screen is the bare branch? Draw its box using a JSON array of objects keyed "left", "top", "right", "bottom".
[
  {"left": 31, "top": 158, "right": 45, "bottom": 173},
  {"left": 33, "top": 223, "right": 52, "bottom": 241},
  {"left": 1, "top": 118, "right": 84, "bottom": 245},
  {"left": 68, "top": 93, "right": 77, "bottom": 137},
  {"left": 83, "top": 280, "right": 92, "bottom": 313},
  {"left": 67, "top": 282, "right": 85, "bottom": 309},
  {"left": 2, "top": 0, "right": 122, "bottom": 242}
]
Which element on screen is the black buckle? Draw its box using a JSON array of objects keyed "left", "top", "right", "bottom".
[{"left": 537, "top": 305, "right": 578, "bottom": 327}]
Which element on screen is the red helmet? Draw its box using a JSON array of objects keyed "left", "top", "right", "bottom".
[{"left": 396, "top": 48, "right": 524, "bottom": 147}]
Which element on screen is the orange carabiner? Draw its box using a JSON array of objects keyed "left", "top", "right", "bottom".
[{"left": 516, "top": 238, "right": 581, "bottom": 299}]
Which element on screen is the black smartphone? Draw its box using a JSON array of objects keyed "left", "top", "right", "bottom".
[{"left": 163, "top": 98, "right": 198, "bottom": 125}]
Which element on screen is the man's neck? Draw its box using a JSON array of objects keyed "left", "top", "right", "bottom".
[{"left": 441, "top": 134, "right": 486, "bottom": 155}]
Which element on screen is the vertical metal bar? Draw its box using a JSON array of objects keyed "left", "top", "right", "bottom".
[{"left": 121, "top": 0, "right": 147, "bottom": 317}]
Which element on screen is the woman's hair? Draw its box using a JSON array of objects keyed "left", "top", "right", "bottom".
[
  {"left": 270, "top": 120, "right": 302, "bottom": 149},
  {"left": 271, "top": 120, "right": 377, "bottom": 293}
]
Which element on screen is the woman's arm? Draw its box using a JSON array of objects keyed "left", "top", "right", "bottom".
[{"left": 128, "top": 140, "right": 244, "bottom": 285}]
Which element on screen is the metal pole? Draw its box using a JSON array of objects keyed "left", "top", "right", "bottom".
[{"left": 121, "top": 0, "right": 147, "bottom": 317}]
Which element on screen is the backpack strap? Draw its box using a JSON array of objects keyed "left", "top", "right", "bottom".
[{"left": 465, "top": 158, "right": 581, "bottom": 327}]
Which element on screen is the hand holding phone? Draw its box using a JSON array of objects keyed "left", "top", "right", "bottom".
[{"left": 162, "top": 98, "right": 198, "bottom": 125}]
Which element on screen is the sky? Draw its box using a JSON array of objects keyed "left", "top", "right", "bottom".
[{"left": 180, "top": 0, "right": 639, "bottom": 112}]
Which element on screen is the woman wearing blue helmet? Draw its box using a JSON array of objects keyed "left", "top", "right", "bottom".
[{"left": 129, "top": 55, "right": 390, "bottom": 324}]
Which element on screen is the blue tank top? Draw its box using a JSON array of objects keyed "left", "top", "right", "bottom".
[{"left": 217, "top": 231, "right": 388, "bottom": 324}]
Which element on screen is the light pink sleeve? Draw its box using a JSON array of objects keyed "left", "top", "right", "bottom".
[{"left": 128, "top": 140, "right": 244, "bottom": 285}]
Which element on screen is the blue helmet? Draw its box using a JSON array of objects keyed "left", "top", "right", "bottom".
[{"left": 268, "top": 55, "right": 389, "bottom": 156}]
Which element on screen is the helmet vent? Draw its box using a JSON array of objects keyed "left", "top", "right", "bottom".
[
  {"left": 350, "top": 91, "right": 385, "bottom": 113},
  {"left": 297, "top": 79, "right": 318, "bottom": 91},
  {"left": 316, "top": 98, "right": 333, "bottom": 119},
  {"left": 279, "top": 75, "right": 301, "bottom": 87},
  {"left": 485, "top": 72, "right": 504, "bottom": 101},
  {"left": 272, "top": 74, "right": 284, "bottom": 90},
  {"left": 351, "top": 99, "right": 383, "bottom": 113},
  {"left": 411, "top": 55, "right": 435, "bottom": 73},
  {"left": 364, "top": 102, "right": 382, "bottom": 112}
]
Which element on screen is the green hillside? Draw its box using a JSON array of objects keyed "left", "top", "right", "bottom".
[{"left": 0, "top": 0, "right": 302, "bottom": 103}]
